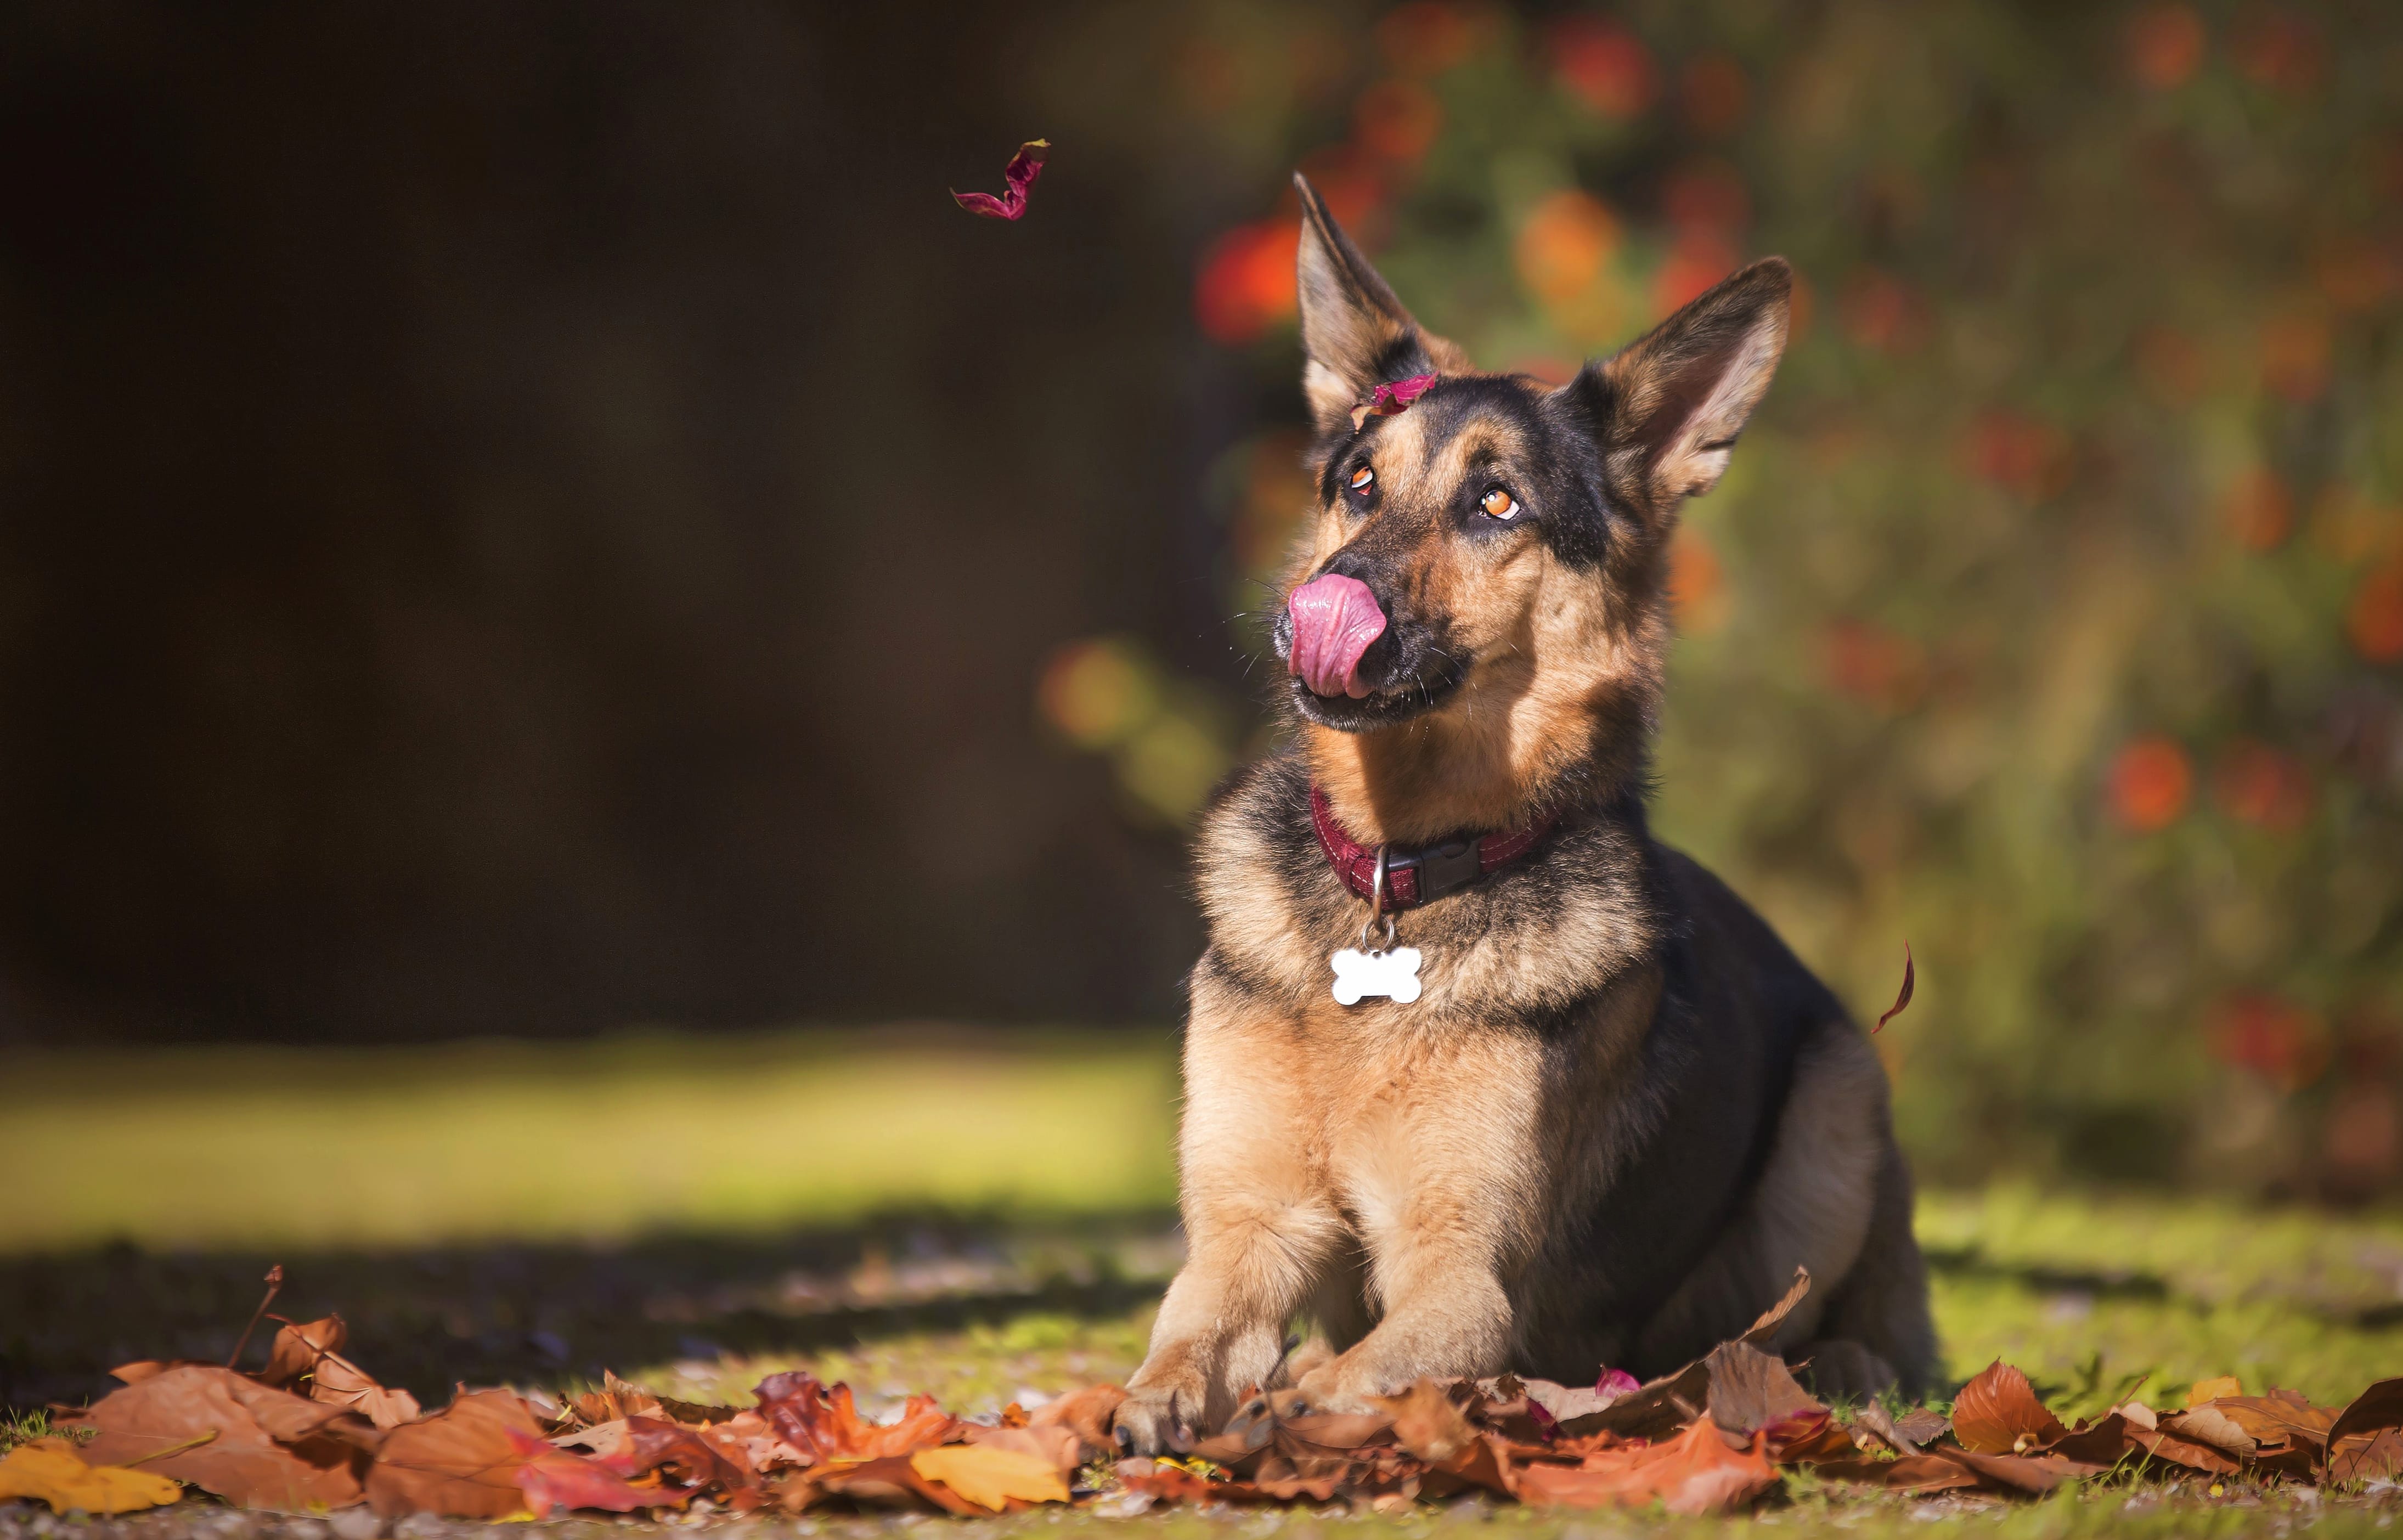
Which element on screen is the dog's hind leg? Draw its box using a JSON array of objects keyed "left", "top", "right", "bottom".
[
  {"left": 1630, "top": 1020, "right": 1923, "bottom": 1389},
  {"left": 1792, "top": 1137, "right": 1937, "bottom": 1400}
]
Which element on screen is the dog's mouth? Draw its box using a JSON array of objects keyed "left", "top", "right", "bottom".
[{"left": 1276, "top": 573, "right": 1465, "bottom": 730}]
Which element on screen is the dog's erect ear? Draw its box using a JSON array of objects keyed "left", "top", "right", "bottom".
[
  {"left": 1564, "top": 257, "right": 1792, "bottom": 517},
  {"left": 1294, "top": 172, "right": 1470, "bottom": 435}
]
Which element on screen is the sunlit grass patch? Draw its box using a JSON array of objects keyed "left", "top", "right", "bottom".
[{"left": 0, "top": 1028, "right": 1181, "bottom": 1253}]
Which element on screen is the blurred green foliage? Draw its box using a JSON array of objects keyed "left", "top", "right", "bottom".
[{"left": 1036, "top": 2, "right": 2403, "bottom": 1193}]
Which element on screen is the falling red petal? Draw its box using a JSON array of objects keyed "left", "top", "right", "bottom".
[
  {"left": 1874, "top": 943, "right": 1914, "bottom": 1033},
  {"left": 952, "top": 139, "right": 1051, "bottom": 221}
]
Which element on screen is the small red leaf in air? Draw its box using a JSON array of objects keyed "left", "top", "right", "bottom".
[
  {"left": 1875, "top": 943, "right": 1914, "bottom": 1033},
  {"left": 1350, "top": 373, "right": 1440, "bottom": 430},
  {"left": 952, "top": 139, "right": 1050, "bottom": 221}
]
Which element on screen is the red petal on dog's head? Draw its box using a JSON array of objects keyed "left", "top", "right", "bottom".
[{"left": 1288, "top": 573, "right": 1386, "bottom": 699}]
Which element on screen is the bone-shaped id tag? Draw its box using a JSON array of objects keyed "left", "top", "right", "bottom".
[{"left": 1330, "top": 945, "right": 1422, "bottom": 1006}]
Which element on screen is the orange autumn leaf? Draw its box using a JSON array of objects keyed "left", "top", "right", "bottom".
[
  {"left": 64, "top": 1363, "right": 375, "bottom": 1511},
  {"left": 753, "top": 1372, "right": 959, "bottom": 1465},
  {"left": 1950, "top": 1361, "right": 2068, "bottom": 1454},
  {"left": 1515, "top": 1418, "right": 1779, "bottom": 1514}
]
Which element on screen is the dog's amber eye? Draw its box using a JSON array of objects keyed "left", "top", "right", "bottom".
[
  {"left": 1480, "top": 488, "right": 1520, "bottom": 520},
  {"left": 1349, "top": 466, "right": 1375, "bottom": 493}
]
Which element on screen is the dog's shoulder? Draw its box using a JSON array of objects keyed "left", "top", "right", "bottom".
[{"left": 1193, "top": 747, "right": 1665, "bottom": 1019}]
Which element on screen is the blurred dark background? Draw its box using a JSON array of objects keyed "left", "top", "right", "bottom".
[
  {"left": 3, "top": 0, "right": 2401, "bottom": 1197},
  {"left": 0, "top": 2, "right": 1239, "bottom": 1040}
]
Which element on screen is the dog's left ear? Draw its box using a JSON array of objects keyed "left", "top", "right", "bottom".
[
  {"left": 1294, "top": 172, "right": 1472, "bottom": 436},
  {"left": 1562, "top": 257, "right": 1792, "bottom": 517}
]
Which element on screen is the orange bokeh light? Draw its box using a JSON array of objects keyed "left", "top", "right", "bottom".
[
  {"left": 2211, "top": 991, "right": 2328, "bottom": 1092},
  {"left": 1821, "top": 618, "right": 1926, "bottom": 712},
  {"left": 1667, "top": 526, "right": 1725, "bottom": 633},
  {"left": 1514, "top": 189, "right": 1621, "bottom": 306},
  {"left": 1653, "top": 234, "right": 1736, "bottom": 317},
  {"left": 2259, "top": 311, "right": 2332, "bottom": 402},
  {"left": 1375, "top": 1, "right": 1482, "bottom": 77},
  {"left": 2126, "top": 3, "right": 2206, "bottom": 89},
  {"left": 2224, "top": 467, "right": 2293, "bottom": 552},
  {"left": 1194, "top": 219, "right": 1299, "bottom": 345},
  {"left": 1355, "top": 78, "right": 1444, "bottom": 165},
  {"left": 1841, "top": 269, "right": 1924, "bottom": 355},
  {"left": 1679, "top": 52, "right": 1749, "bottom": 139},
  {"left": 1550, "top": 19, "right": 1656, "bottom": 120},
  {"left": 1961, "top": 410, "right": 2073, "bottom": 503},
  {"left": 2347, "top": 560, "right": 2403, "bottom": 663},
  {"left": 2215, "top": 739, "right": 2315, "bottom": 832},
  {"left": 2107, "top": 735, "right": 2192, "bottom": 831}
]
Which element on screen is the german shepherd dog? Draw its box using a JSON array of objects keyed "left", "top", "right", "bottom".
[{"left": 1113, "top": 177, "right": 1936, "bottom": 1453}]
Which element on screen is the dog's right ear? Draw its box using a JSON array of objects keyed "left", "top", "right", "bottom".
[{"left": 1294, "top": 173, "right": 1469, "bottom": 436}]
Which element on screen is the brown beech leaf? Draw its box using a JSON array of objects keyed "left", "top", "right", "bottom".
[
  {"left": 2210, "top": 1389, "right": 2338, "bottom": 1447},
  {"left": 1740, "top": 1267, "right": 1814, "bottom": 1347},
  {"left": 260, "top": 1316, "right": 421, "bottom": 1430},
  {"left": 1702, "top": 1341, "right": 1824, "bottom": 1437},
  {"left": 1372, "top": 1380, "right": 1477, "bottom": 1464},
  {"left": 802, "top": 1454, "right": 989, "bottom": 1516},
  {"left": 1874, "top": 944, "right": 1914, "bottom": 1032},
  {"left": 1892, "top": 1407, "right": 1950, "bottom": 1447},
  {"left": 1931, "top": 1446, "right": 2100, "bottom": 1494},
  {"left": 1514, "top": 1419, "right": 1779, "bottom": 1514},
  {"left": 1025, "top": 1384, "right": 1126, "bottom": 1461},
  {"left": 753, "top": 1372, "right": 958, "bottom": 1465},
  {"left": 1809, "top": 1452, "right": 1982, "bottom": 1492},
  {"left": 1950, "top": 1361, "right": 2067, "bottom": 1454},
  {"left": 950, "top": 139, "right": 1049, "bottom": 221},
  {"left": 1113, "top": 1460, "right": 1344, "bottom": 1508},
  {"left": 365, "top": 1391, "right": 544, "bottom": 1518},
  {"left": 65, "top": 1364, "right": 374, "bottom": 1510},
  {"left": 961, "top": 1424, "right": 1082, "bottom": 1477},
  {"left": 2323, "top": 1378, "right": 2403, "bottom": 1482}
]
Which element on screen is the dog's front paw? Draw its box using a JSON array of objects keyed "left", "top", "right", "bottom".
[
  {"left": 1110, "top": 1384, "right": 1201, "bottom": 1457},
  {"left": 1268, "top": 1363, "right": 1379, "bottom": 1419}
]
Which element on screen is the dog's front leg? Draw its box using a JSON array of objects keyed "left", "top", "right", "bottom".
[
  {"left": 1116, "top": 989, "right": 1341, "bottom": 1454},
  {"left": 1276, "top": 1196, "right": 1517, "bottom": 1414}
]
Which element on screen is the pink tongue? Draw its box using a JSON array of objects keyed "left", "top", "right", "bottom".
[{"left": 1287, "top": 573, "right": 1387, "bottom": 700}]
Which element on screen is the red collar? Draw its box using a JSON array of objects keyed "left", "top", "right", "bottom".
[{"left": 1308, "top": 785, "right": 1559, "bottom": 910}]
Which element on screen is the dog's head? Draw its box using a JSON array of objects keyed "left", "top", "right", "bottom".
[{"left": 1271, "top": 174, "right": 1790, "bottom": 821}]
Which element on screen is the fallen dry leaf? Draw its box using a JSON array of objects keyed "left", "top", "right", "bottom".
[
  {"left": 2187, "top": 1375, "right": 2242, "bottom": 1406},
  {"left": 2325, "top": 1378, "right": 2403, "bottom": 1481},
  {"left": 366, "top": 1390, "right": 679, "bottom": 1520},
  {"left": 753, "top": 1372, "right": 958, "bottom": 1465},
  {"left": 909, "top": 1445, "right": 1070, "bottom": 1510},
  {"left": 1349, "top": 373, "right": 1439, "bottom": 431},
  {"left": 1875, "top": 943, "right": 1914, "bottom": 1031},
  {"left": 65, "top": 1363, "right": 375, "bottom": 1510},
  {"left": 951, "top": 139, "right": 1049, "bottom": 221},
  {"left": 1373, "top": 1381, "right": 1477, "bottom": 1464},
  {"left": 0, "top": 1442, "right": 184, "bottom": 1515},
  {"left": 1950, "top": 1361, "right": 2068, "bottom": 1454},
  {"left": 962, "top": 1423, "right": 1082, "bottom": 1476},
  {"left": 1025, "top": 1384, "right": 1126, "bottom": 1460},
  {"left": 1515, "top": 1418, "right": 1779, "bottom": 1514},
  {"left": 364, "top": 1391, "right": 543, "bottom": 1519},
  {"left": 259, "top": 1316, "right": 421, "bottom": 1429}
]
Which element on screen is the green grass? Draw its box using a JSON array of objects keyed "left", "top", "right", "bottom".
[{"left": 0, "top": 1027, "right": 1181, "bottom": 1252}]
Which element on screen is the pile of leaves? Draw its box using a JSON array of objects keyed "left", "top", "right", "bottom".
[{"left": 10, "top": 1269, "right": 2403, "bottom": 1521}]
